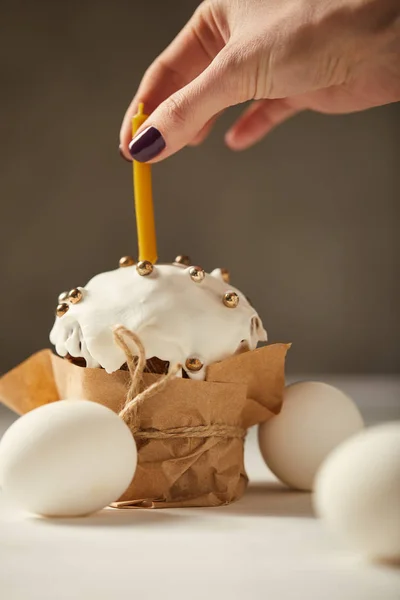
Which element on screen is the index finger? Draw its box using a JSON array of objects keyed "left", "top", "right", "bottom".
[{"left": 119, "top": 5, "right": 224, "bottom": 157}]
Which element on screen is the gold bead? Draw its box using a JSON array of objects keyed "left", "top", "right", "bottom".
[
  {"left": 220, "top": 268, "right": 230, "bottom": 284},
  {"left": 68, "top": 288, "right": 83, "bottom": 304},
  {"left": 56, "top": 303, "right": 69, "bottom": 317},
  {"left": 58, "top": 291, "right": 69, "bottom": 303},
  {"left": 119, "top": 255, "right": 135, "bottom": 268},
  {"left": 174, "top": 255, "right": 191, "bottom": 266},
  {"left": 223, "top": 291, "right": 239, "bottom": 308},
  {"left": 185, "top": 357, "right": 203, "bottom": 372},
  {"left": 136, "top": 260, "right": 153, "bottom": 276},
  {"left": 189, "top": 266, "right": 205, "bottom": 283}
]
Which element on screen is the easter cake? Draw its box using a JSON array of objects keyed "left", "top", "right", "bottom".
[{"left": 0, "top": 253, "right": 288, "bottom": 508}]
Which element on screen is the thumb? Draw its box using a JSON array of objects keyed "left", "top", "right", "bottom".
[{"left": 128, "top": 51, "right": 239, "bottom": 163}]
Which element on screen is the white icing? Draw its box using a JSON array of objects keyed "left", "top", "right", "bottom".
[{"left": 50, "top": 264, "right": 267, "bottom": 379}]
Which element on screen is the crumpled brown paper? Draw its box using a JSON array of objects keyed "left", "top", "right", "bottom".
[{"left": 0, "top": 343, "right": 289, "bottom": 508}]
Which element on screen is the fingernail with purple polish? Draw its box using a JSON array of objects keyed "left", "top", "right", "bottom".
[
  {"left": 119, "top": 145, "right": 132, "bottom": 162},
  {"left": 128, "top": 126, "right": 166, "bottom": 162}
]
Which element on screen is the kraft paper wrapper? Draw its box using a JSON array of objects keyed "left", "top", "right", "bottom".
[{"left": 0, "top": 343, "right": 289, "bottom": 508}]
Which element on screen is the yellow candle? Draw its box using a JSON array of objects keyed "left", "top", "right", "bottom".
[{"left": 132, "top": 103, "right": 158, "bottom": 264}]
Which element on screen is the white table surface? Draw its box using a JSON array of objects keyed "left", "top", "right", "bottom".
[{"left": 1, "top": 375, "right": 399, "bottom": 600}]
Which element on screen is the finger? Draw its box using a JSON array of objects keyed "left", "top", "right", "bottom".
[
  {"left": 188, "top": 112, "right": 222, "bottom": 147},
  {"left": 225, "top": 99, "right": 301, "bottom": 150},
  {"left": 127, "top": 50, "right": 238, "bottom": 163},
  {"left": 119, "top": 5, "right": 224, "bottom": 158}
]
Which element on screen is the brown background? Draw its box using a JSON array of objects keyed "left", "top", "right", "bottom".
[{"left": 0, "top": 0, "right": 399, "bottom": 375}]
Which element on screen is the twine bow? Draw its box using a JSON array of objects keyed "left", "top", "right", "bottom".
[
  {"left": 113, "top": 325, "right": 181, "bottom": 431},
  {"left": 113, "top": 325, "right": 245, "bottom": 440}
]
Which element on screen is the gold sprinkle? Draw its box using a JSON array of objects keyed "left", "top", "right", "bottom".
[
  {"left": 220, "top": 268, "right": 230, "bottom": 283},
  {"left": 223, "top": 291, "right": 239, "bottom": 308},
  {"left": 119, "top": 256, "right": 135, "bottom": 268},
  {"left": 68, "top": 288, "right": 83, "bottom": 304},
  {"left": 174, "top": 255, "right": 191, "bottom": 266},
  {"left": 189, "top": 266, "right": 205, "bottom": 283},
  {"left": 58, "top": 291, "right": 69, "bottom": 303},
  {"left": 136, "top": 260, "right": 153, "bottom": 276},
  {"left": 185, "top": 357, "right": 203, "bottom": 372},
  {"left": 56, "top": 303, "right": 69, "bottom": 317}
]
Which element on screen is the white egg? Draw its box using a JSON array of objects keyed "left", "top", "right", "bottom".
[
  {"left": 258, "top": 381, "right": 364, "bottom": 491},
  {"left": 314, "top": 422, "right": 400, "bottom": 563},
  {"left": 0, "top": 400, "right": 137, "bottom": 517}
]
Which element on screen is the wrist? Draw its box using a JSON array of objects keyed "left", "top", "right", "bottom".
[
  {"left": 303, "top": 0, "right": 400, "bottom": 87},
  {"left": 326, "top": 0, "right": 400, "bottom": 63}
]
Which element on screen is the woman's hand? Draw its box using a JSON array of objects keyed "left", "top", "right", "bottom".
[{"left": 120, "top": 0, "right": 400, "bottom": 163}]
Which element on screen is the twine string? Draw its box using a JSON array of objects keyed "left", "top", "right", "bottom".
[{"left": 112, "top": 325, "right": 245, "bottom": 440}]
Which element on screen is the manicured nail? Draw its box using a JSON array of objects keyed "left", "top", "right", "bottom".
[
  {"left": 119, "top": 145, "right": 132, "bottom": 162},
  {"left": 128, "top": 126, "right": 166, "bottom": 162}
]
